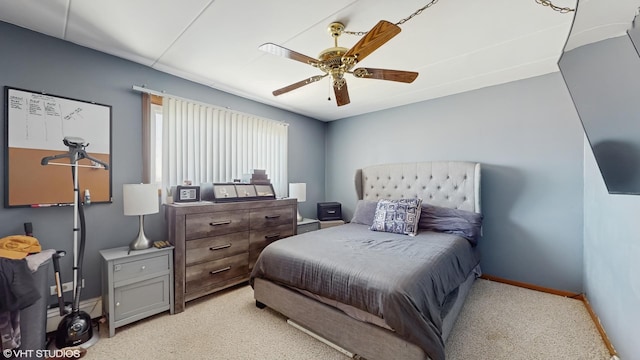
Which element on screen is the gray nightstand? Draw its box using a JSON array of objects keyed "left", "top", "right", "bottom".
[
  {"left": 99, "top": 246, "right": 174, "bottom": 337},
  {"left": 297, "top": 218, "right": 320, "bottom": 234}
]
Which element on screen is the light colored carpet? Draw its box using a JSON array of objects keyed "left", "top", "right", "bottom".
[
  {"left": 444, "top": 279, "right": 609, "bottom": 359},
  {"left": 83, "top": 279, "right": 610, "bottom": 360}
]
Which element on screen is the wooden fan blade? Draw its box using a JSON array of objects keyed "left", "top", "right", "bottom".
[
  {"left": 353, "top": 68, "right": 418, "bottom": 83},
  {"left": 259, "top": 43, "right": 319, "bottom": 66},
  {"left": 343, "top": 20, "right": 401, "bottom": 63},
  {"left": 333, "top": 82, "right": 350, "bottom": 106},
  {"left": 272, "top": 75, "right": 327, "bottom": 96}
]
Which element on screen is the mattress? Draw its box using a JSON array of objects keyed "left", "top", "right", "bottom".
[{"left": 250, "top": 223, "right": 480, "bottom": 360}]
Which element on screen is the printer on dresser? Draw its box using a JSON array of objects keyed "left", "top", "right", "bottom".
[{"left": 165, "top": 198, "right": 296, "bottom": 313}]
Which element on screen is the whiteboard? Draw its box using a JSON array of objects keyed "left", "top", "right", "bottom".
[
  {"left": 7, "top": 87, "right": 110, "bottom": 153},
  {"left": 4, "top": 86, "right": 112, "bottom": 207}
]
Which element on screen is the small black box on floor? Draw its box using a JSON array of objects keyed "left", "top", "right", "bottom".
[{"left": 317, "top": 202, "right": 342, "bottom": 221}]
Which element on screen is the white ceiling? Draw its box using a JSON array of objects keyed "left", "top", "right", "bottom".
[{"left": 0, "top": 0, "right": 638, "bottom": 121}]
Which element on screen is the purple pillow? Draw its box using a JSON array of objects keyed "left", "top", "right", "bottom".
[
  {"left": 350, "top": 200, "right": 378, "bottom": 226},
  {"left": 419, "top": 203, "right": 483, "bottom": 245}
]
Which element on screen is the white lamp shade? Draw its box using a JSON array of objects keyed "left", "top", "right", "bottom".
[
  {"left": 123, "top": 184, "right": 159, "bottom": 216},
  {"left": 288, "top": 183, "right": 306, "bottom": 202}
]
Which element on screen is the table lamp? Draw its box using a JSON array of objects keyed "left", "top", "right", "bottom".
[
  {"left": 123, "top": 183, "right": 159, "bottom": 250},
  {"left": 288, "top": 183, "right": 306, "bottom": 222}
]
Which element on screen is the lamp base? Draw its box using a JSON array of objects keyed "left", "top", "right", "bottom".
[
  {"left": 296, "top": 209, "right": 303, "bottom": 223},
  {"left": 129, "top": 215, "right": 152, "bottom": 250}
]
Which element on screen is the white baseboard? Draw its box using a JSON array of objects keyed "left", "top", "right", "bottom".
[{"left": 46, "top": 297, "right": 102, "bottom": 333}]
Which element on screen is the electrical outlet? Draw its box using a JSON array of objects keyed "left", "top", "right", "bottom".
[
  {"left": 46, "top": 297, "right": 101, "bottom": 333},
  {"left": 49, "top": 279, "right": 84, "bottom": 296}
]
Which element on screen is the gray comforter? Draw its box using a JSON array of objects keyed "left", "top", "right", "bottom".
[{"left": 250, "top": 223, "right": 480, "bottom": 360}]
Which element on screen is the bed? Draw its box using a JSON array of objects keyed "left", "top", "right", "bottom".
[{"left": 250, "top": 161, "right": 482, "bottom": 360}]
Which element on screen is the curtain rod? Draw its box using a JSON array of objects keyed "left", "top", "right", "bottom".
[{"left": 132, "top": 85, "right": 289, "bottom": 126}]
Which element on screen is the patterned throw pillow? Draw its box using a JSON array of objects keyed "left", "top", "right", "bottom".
[{"left": 370, "top": 198, "right": 423, "bottom": 236}]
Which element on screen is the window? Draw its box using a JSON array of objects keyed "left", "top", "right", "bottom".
[{"left": 143, "top": 94, "right": 288, "bottom": 200}]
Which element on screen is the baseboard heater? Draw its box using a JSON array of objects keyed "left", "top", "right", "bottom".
[
  {"left": 46, "top": 297, "right": 102, "bottom": 333},
  {"left": 287, "top": 319, "right": 356, "bottom": 358}
]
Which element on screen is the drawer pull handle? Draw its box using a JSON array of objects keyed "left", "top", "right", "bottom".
[
  {"left": 210, "top": 220, "right": 232, "bottom": 226},
  {"left": 210, "top": 266, "right": 231, "bottom": 275},
  {"left": 209, "top": 244, "right": 231, "bottom": 251},
  {"left": 265, "top": 233, "right": 280, "bottom": 240},
  {"left": 116, "top": 302, "right": 120, "bottom": 307},
  {"left": 327, "top": 210, "right": 336, "bottom": 214},
  {"left": 141, "top": 265, "right": 146, "bottom": 270},
  {"left": 265, "top": 215, "right": 281, "bottom": 219}
]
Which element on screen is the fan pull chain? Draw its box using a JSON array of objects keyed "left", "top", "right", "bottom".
[
  {"left": 344, "top": 0, "right": 440, "bottom": 35},
  {"left": 534, "top": 0, "right": 575, "bottom": 13},
  {"left": 327, "top": 80, "right": 332, "bottom": 101},
  {"left": 344, "top": 0, "right": 573, "bottom": 36}
]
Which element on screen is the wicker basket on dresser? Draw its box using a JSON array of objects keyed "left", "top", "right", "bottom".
[{"left": 165, "top": 198, "right": 297, "bottom": 313}]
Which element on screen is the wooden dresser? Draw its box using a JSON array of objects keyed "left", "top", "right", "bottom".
[{"left": 165, "top": 198, "right": 297, "bottom": 313}]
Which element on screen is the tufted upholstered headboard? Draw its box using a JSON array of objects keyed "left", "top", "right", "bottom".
[{"left": 355, "top": 161, "right": 481, "bottom": 213}]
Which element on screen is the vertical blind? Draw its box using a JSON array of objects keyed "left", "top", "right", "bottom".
[{"left": 162, "top": 96, "right": 288, "bottom": 197}]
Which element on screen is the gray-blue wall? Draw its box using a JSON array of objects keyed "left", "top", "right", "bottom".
[
  {"left": 0, "top": 21, "right": 326, "bottom": 301},
  {"left": 325, "top": 72, "right": 585, "bottom": 293},
  {"left": 584, "top": 139, "right": 640, "bottom": 358},
  {"left": 562, "top": 34, "right": 640, "bottom": 359}
]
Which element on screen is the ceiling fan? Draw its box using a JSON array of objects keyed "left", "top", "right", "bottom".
[{"left": 259, "top": 20, "right": 419, "bottom": 106}]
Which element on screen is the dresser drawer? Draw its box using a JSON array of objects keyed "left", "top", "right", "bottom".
[
  {"left": 113, "top": 253, "right": 170, "bottom": 283},
  {"left": 185, "top": 253, "right": 249, "bottom": 293},
  {"left": 249, "top": 223, "right": 295, "bottom": 269},
  {"left": 185, "top": 210, "right": 249, "bottom": 240},
  {"left": 185, "top": 232, "right": 249, "bottom": 266},
  {"left": 250, "top": 206, "right": 294, "bottom": 229},
  {"left": 249, "top": 223, "right": 295, "bottom": 249}
]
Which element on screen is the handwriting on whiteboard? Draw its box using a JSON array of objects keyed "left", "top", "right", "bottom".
[{"left": 7, "top": 89, "right": 110, "bottom": 153}]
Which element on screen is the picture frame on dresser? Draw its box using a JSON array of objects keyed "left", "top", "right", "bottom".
[
  {"left": 210, "top": 183, "right": 239, "bottom": 202},
  {"left": 254, "top": 184, "right": 276, "bottom": 199},
  {"left": 234, "top": 184, "right": 257, "bottom": 198},
  {"left": 205, "top": 183, "right": 276, "bottom": 202}
]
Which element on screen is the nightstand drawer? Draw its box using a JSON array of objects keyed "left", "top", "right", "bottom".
[
  {"left": 186, "top": 211, "right": 249, "bottom": 239},
  {"left": 185, "top": 253, "right": 249, "bottom": 293},
  {"left": 250, "top": 206, "right": 294, "bottom": 229},
  {"left": 185, "top": 232, "right": 249, "bottom": 266},
  {"left": 297, "top": 220, "right": 319, "bottom": 234},
  {"left": 113, "top": 253, "right": 170, "bottom": 283}
]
